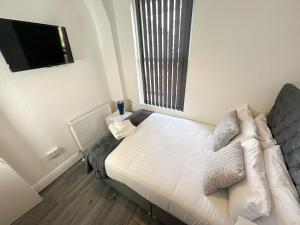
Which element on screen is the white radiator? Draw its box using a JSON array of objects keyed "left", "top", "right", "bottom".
[{"left": 68, "top": 104, "right": 112, "bottom": 157}]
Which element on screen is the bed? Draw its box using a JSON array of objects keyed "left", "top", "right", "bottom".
[
  {"left": 105, "top": 113, "right": 232, "bottom": 225},
  {"left": 86, "top": 83, "right": 300, "bottom": 225}
]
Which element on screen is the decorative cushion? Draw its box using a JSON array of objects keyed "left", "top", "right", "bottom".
[
  {"left": 229, "top": 138, "right": 271, "bottom": 221},
  {"left": 202, "top": 142, "right": 245, "bottom": 195},
  {"left": 126, "top": 109, "right": 152, "bottom": 127},
  {"left": 213, "top": 110, "right": 240, "bottom": 150},
  {"left": 267, "top": 83, "right": 300, "bottom": 198},
  {"left": 254, "top": 113, "right": 277, "bottom": 150}
]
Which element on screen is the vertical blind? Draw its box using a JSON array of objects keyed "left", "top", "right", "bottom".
[{"left": 135, "top": 0, "right": 193, "bottom": 111}]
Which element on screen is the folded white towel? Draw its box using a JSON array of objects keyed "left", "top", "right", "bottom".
[
  {"left": 109, "top": 123, "right": 120, "bottom": 138},
  {"left": 114, "top": 120, "right": 135, "bottom": 132},
  {"left": 109, "top": 120, "right": 136, "bottom": 140}
]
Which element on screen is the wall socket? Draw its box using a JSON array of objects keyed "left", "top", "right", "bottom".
[{"left": 46, "top": 147, "right": 63, "bottom": 160}]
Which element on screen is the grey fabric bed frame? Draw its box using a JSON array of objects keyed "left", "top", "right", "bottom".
[
  {"left": 267, "top": 83, "right": 300, "bottom": 197},
  {"left": 104, "top": 179, "right": 186, "bottom": 225},
  {"left": 102, "top": 83, "right": 300, "bottom": 225}
]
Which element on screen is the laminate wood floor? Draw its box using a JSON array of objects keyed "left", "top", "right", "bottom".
[{"left": 13, "top": 161, "right": 163, "bottom": 225}]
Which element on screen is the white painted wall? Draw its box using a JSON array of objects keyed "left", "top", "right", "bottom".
[
  {"left": 104, "top": 0, "right": 300, "bottom": 125},
  {"left": 102, "top": 0, "right": 129, "bottom": 100},
  {"left": 85, "top": 0, "right": 124, "bottom": 101},
  {"left": 0, "top": 0, "right": 114, "bottom": 185}
]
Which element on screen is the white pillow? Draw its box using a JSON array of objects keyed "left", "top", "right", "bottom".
[
  {"left": 232, "top": 104, "right": 258, "bottom": 143},
  {"left": 261, "top": 145, "right": 300, "bottom": 225},
  {"left": 229, "top": 138, "right": 271, "bottom": 221},
  {"left": 254, "top": 114, "right": 277, "bottom": 150}
]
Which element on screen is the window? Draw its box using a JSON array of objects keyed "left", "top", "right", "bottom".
[{"left": 135, "top": 0, "right": 193, "bottom": 111}]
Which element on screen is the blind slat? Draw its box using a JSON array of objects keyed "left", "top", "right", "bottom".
[
  {"left": 174, "top": 0, "right": 183, "bottom": 110},
  {"left": 151, "top": 0, "right": 158, "bottom": 106},
  {"left": 163, "top": 0, "right": 168, "bottom": 108},
  {"left": 138, "top": 1, "right": 149, "bottom": 104},
  {"left": 166, "top": 0, "right": 174, "bottom": 108},
  {"left": 171, "top": 0, "right": 181, "bottom": 109},
  {"left": 176, "top": 0, "right": 193, "bottom": 111},
  {"left": 145, "top": 0, "right": 154, "bottom": 105},
  {"left": 135, "top": 0, "right": 193, "bottom": 111},
  {"left": 156, "top": 0, "right": 163, "bottom": 107}
]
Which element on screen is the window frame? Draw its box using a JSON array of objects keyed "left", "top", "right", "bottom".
[{"left": 131, "top": 0, "right": 194, "bottom": 111}]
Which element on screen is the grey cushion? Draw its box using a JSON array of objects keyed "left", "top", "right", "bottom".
[
  {"left": 125, "top": 109, "right": 153, "bottom": 127},
  {"left": 213, "top": 110, "right": 240, "bottom": 150},
  {"left": 267, "top": 83, "right": 300, "bottom": 198},
  {"left": 202, "top": 142, "right": 246, "bottom": 195}
]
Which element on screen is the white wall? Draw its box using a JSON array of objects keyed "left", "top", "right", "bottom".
[
  {"left": 105, "top": 0, "right": 300, "bottom": 125},
  {"left": 85, "top": 0, "right": 124, "bottom": 101},
  {"left": 0, "top": 0, "right": 113, "bottom": 185},
  {"left": 102, "top": 0, "right": 129, "bottom": 100}
]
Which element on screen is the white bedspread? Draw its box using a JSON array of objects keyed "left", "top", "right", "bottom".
[{"left": 105, "top": 113, "right": 234, "bottom": 225}]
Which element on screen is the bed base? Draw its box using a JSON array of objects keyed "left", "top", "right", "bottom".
[{"left": 104, "top": 179, "right": 186, "bottom": 225}]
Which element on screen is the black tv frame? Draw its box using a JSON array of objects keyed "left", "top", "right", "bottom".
[{"left": 0, "top": 18, "right": 74, "bottom": 72}]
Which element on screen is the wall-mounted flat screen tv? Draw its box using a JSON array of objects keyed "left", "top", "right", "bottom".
[{"left": 0, "top": 18, "right": 74, "bottom": 72}]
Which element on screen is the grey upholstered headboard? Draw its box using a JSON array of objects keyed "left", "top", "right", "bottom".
[{"left": 267, "top": 83, "right": 300, "bottom": 198}]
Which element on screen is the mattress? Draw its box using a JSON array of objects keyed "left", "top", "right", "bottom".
[{"left": 105, "top": 113, "right": 234, "bottom": 225}]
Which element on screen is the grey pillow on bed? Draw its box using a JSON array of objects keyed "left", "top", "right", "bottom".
[
  {"left": 202, "top": 142, "right": 245, "bottom": 195},
  {"left": 126, "top": 109, "right": 153, "bottom": 127},
  {"left": 213, "top": 110, "right": 240, "bottom": 150}
]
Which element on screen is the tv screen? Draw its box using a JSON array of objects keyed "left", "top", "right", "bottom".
[{"left": 0, "top": 18, "right": 74, "bottom": 72}]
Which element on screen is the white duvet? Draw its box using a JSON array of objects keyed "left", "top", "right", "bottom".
[{"left": 105, "top": 113, "right": 234, "bottom": 225}]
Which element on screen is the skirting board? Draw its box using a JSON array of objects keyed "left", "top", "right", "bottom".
[{"left": 32, "top": 153, "right": 81, "bottom": 193}]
